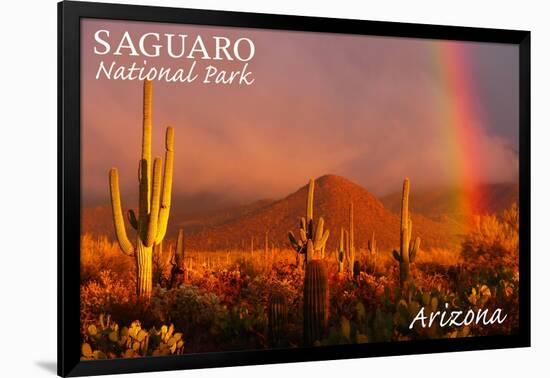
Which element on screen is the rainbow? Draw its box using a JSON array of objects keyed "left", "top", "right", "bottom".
[{"left": 432, "top": 41, "right": 486, "bottom": 223}]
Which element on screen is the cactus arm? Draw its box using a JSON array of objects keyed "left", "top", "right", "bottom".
[
  {"left": 339, "top": 227, "right": 344, "bottom": 251},
  {"left": 291, "top": 231, "right": 304, "bottom": 251},
  {"left": 109, "top": 168, "right": 135, "bottom": 256},
  {"left": 138, "top": 159, "right": 150, "bottom": 242},
  {"left": 368, "top": 232, "right": 377, "bottom": 254},
  {"left": 407, "top": 217, "right": 413, "bottom": 248},
  {"left": 142, "top": 80, "right": 153, "bottom": 199},
  {"left": 155, "top": 127, "right": 174, "bottom": 243},
  {"left": 315, "top": 230, "right": 329, "bottom": 250},
  {"left": 401, "top": 178, "right": 410, "bottom": 231},
  {"left": 306, "top": 239, "right": 314, "bottom": 263},
  {"left": 307, "top": 178, "right": 314, "bottom": 225},
  {"left": 392, "top": 250, "right": 401, "bottom": 262},
  {"left": 175, "top": 228, "right": 184, "bottom": 268},
  {"left": 314, "top": 217, "right": 324, "bottom": 245},
  {"left": 337, "top": 228, "right": 344, "bottom": 264},
  {"left": 288, "top": 231, "right": 300, "bottom": 251},
  {"left": 145, "top": 157, "right": 162, "bottom": 247},
  {"left": 410, "top": 237, "right": 420, "bottom": 262},
  {"left": 127, "top": 209, "right": 138, "bottom": 230},
  {"left": 299, "top": 218, "right": 308, "bottom": 243},
  {"left": 299, "top": 228, "right": 307, "bottom": 243},
  {"left": 344, "top": 229, "right": 350, "bottom": 261},
  {"left": 170, "top": 247, "right": 176, "bottom": 266},
  {"left": 349, "top": 202, "right": 354, "bottom": 252}
]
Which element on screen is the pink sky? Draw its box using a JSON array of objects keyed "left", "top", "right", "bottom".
[{"left": 81, "top": 18, "right": 519, "bottom": 207}]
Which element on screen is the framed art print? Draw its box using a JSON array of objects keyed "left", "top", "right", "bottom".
[{"left": 58, "top": 1, "right": 531, "bottom": 376}]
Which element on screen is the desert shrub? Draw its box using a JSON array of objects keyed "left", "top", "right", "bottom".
[
  {"left": 152, "top": 242, "right": 174, "bottom": 288},
  {"left": 79, "top": 270, "right": 160, "bottom": 332},
  {"left": 150, "top": 272, "right": 300, "bottom": 351},
  {"left": 149, "top": 285, "right": 229, "bottom": 351},
  {"left": 80, "top": 233, "right": 134, "bottom": 282},
  {"left": 233, "top": 256, "right": 262, "bottom": 279},
  {"left": 79, "top": 230, "right": 520, "bottom": 353},
  {"left": 461, "top": 203, "right": 519, "bottom": 274},
  {"left": 151, "top": 285, "right": 225, "bottom": 332},
  {"left": 415, "top": 247, "right": 461, "bottom": 268}
]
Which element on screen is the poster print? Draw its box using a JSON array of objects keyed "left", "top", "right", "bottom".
[{"left": 79, "top": 18, "right": 521, "bottom": 361}]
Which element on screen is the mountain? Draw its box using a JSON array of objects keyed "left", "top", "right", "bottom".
[
  {"left": 187, "top": 175, "right": 458, "bottom": 252},
  {"left": 82, "top": 204, "right": 117, "bottom": 238},
  {"left": 380, "top": 183, "right": 518, "bottom": 221},
  {"left": 82, "top": 175, "right": 464, "bottom": 252},
  {"left": 173, "top": 198, "right": 274, "bottom": 234},
  {"left": 81, "top": 197, "right": 272, "bottom": 239}
]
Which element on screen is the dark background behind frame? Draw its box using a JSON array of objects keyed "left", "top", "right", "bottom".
[{"left": 58, "top": 1, "right": 531, "bottom": 376}]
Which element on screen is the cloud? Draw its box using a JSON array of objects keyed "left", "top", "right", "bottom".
[{"left": 81, "top": 19, "right": 519, "bottom": 205}]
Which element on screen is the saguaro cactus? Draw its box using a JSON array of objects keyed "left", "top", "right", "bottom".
[
  {"left": 353, "top": 260, "right": 361, "bottom": 279},
  {"left": 392, "top": 178, "right": 421, "bottom": 288},
  {"left": 367, "top": 231, "right": 378, "bottom": 274},
  {"left": 335, "top": 227, "right": 345, "bottom": 273},
  {"left": 169, "top": 229, "right": 186, "bottom": 288},
  {"left": 288, "top": 179, "right": 330, "bottom": 264},
  {"left": 303, "top": 260, "right": 329, "bottom": 346},
  {"left": 367, "top": 232, "right": 377, "bottom": 255},
  {"left": 268, "top": 292, "right": 288, "bottom": 347},
  {"left": 109, "top": 80, "right": 174, "bottom": 298},
  {"left": 345, "top": 202, "right": 356, "bottom": 278}
]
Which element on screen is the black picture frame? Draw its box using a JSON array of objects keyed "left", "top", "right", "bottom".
[{"left": 58, "top": 1, "right": 531, "bottom": 376}]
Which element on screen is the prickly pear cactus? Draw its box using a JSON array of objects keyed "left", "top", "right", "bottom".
[
  {"left": 303, "top": 260, "right": 329, "bottom": 346},
  {"left": 81, "top": 315, "right": 184, "bottom": 359},
  {"left": 149, "top": 324, "right": 185, "bottom": 356}
]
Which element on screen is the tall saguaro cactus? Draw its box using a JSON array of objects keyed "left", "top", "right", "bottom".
[
  {"left": 109, "top": 80, "right": 175, "bottom": 298},
  {"left": 335, "top": 227, "right": 345, "bottom": 273},
  {"left": 169, "top": 229, "right": 186, "bottom": 289},
  {"left": 367, "top": 231, "right": 378, "bottom": 274},
  {"left": 392, "top": 178, "right": 421, "bottom": 288},
  {"left": 344, "top": 202, "right": 356, "bottom": 278},
  {"left": 367, "top": 232, "right": 377, "bottom": 255},
  {"left": 288, "top": 179, "right": 330, "bottom": 264}
]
